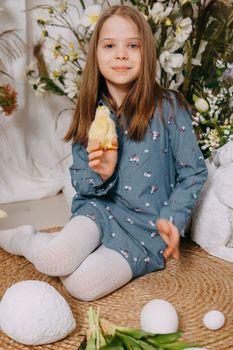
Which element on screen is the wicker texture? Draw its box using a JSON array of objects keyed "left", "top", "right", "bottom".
[{"left": 0, "top": 228, "right": 232, "bottom": 350}]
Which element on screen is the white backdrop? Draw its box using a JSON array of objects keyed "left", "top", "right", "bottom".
[{"left": 0, "top": 0, "right": 76, "bottom": 205}]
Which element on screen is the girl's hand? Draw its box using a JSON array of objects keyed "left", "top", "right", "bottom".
[
  {"left": 156, "top": 219, "right": 180, "bottom": 260},
  {"left": 86, "top": 138, "right": 118, "bottom": 182}
]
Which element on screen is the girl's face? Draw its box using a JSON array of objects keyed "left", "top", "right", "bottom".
[{"left": 97, "top": 15, "right": 141, "bottom": 98}]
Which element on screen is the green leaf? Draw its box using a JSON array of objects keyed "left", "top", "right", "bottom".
[
  {"left": 85, "top": 334, "right": 96, "bottom": 350},
  {"left": 138, "top": 339, "right": 159, "bottom": 350},
  {"left": 117, "top": 327, "right": 155, "bottom": 339},
  {"left": 79, "top": 0, "right": 86, "bottom": 10},
  {"left": 192, "top": 94, "right": 199, "bottom": 102},
  {"left": 157, "top": 340, "right": 199, "bottom": 349},
  {"left": 100, "top": 334, "right": 124, "bottom": 350},
  {"left": 78, "top": 337, "right": 87, "bottom": 350},
  {"left": 40, "top": 76, "right": 66, "bottom": 96},
  {"left": 153, "top": 332, "right": 184, "bottom": 344},
  {"left": 216, "top": 68, "right": 223, "bottom": 76},
  {"left": 116, "top": 332, "right": 143, "bottom": 349}
]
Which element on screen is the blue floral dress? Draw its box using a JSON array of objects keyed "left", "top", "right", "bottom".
[{"left": 70, "top": 93, "right": 208, "bottom": 277}]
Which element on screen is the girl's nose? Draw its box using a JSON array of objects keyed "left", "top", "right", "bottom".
[{"left": 116, "top": 49, "right": 128, "bottom": 60}]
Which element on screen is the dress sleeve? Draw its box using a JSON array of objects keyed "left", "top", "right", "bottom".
[
  {"left": 159, "top": 92, "right": 208, "bottom": 236},
  {"left": 70, "top": 143, "right": 118, "bottom": 197}
]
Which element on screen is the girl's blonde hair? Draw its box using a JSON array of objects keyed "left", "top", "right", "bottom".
[{"left": 64, "top": 5, "right": 183, "bottom": 144}]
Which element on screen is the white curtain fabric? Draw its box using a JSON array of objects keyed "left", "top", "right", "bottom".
[{"left": 0, "top": 0, "right": 76, "bottom": 205}]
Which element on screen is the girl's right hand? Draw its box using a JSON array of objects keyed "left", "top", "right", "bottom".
[
  {"left": 156, "top": 219, "right": 180, "bottom": 260},
  {"left": 86, "top": 138, "right": 118, "bottom": 182}
]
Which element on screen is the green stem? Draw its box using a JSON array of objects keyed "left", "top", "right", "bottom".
[{"left": 79, "top": 0, "right": 86, "bottom": 10}]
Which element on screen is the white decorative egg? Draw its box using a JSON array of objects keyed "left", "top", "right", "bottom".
[
  {"left": 203, "top": 310, "right": 225, "bottom": 330},
  {"left": 140, "top": 299, "right": 179, "bottom": 334},
  {"left": 0, "top": 280, "right": 76, "bottom": 345}
]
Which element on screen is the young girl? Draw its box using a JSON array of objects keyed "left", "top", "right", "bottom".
[{"left": 0, "top": 5, "right": 207, "bottom": 301}]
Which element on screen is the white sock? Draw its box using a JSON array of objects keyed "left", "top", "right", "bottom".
[
  {"left": 0, "top": 216, "right": 101, "bottom": 277},
  {"left": 60, "top": 245, "right": 133, "bottom": 301},
  {"left": 0, "top": 225, "right": 37, "bottom": 255}
]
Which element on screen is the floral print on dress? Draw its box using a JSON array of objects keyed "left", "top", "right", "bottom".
[
  {"left": 86, "top": 213, "right": 96, "bottom": 221},
  {"left": 144, "top": 256, "right": 152, "bottom": 264},
  {"left": 126, "top": 218, "right": 134, "bottom": 224},
  {"left": 178, "top": 126, "right": 186, "bottom": 132},
  {"left": 168, "top": 115, "right": 173, "bottom": 125},
  {"left": 150, "top": 185, "right": 158, "bottom": 194},
  {"left": 150, "top": 231, "right": 159, "bottom": 238},
  {"left": 120, "top": 249, "right": 129, "bottom": 259},
  {"left": 149, "top": 220, "right": 156, "bottom": 228},
  {"left": 151, "top": 131, "right": 160, "bottom": 140},
  {"left": 129, "top": 154, "right": 140, "bottom": 164},
  {"left": 124, "top": 185, "right": 132, "bottom": 191},
  {"left": 144, "top": 171, "right": 152, "bottom": 178}
]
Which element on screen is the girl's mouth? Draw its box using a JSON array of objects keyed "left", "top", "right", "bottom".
[{"left": 112, "top": 67, "right": 131, "bottom": 72}]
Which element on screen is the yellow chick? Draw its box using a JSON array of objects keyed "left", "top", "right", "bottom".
[
  {"left": 88, "top": 106, "right": 118, "bottom": 150},
  {"left": 0, "top": 210, "right": 7, "bottom": 219}
]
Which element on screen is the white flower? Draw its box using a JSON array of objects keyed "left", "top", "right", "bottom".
[
  {"left": 224, "top": 129, "right": 230, "bottom": 135},
  {"left": 216, "top": 59, "right": 225, "bottom": 69},
  {"left": 149, "top": 3, "right": 172, "bottom": 24},
  {"left": 64, "top": 80, "right": 77, "bottom": 99},
  {"left": 227, "top": 62, "right": 233, "bottom": 70},
  {"left": 163, "top": 37, "right": 183, "bottom": 53},
  {"left": 169, "top": 72, "right": 184, "bottom": 90},
  {"left": 28, "top": 77, "right": 46, "bottom": 97},
  {"left": 175, "top": 17, "right": 192, "bottom": 43},
  {"left": 192, "top": 40, "right": 208, "bottom": 66},
  {"left": 159, "top": 51, "right": 184, "bottom": 76},
  {"left": 194, "top": 98, "right": 209, "bottom": 112},
  {"left": 81, "top": 5, "right": 101, "bottom": 31},
  {"left": 63, "top": 72, "right": 79, "bottom": 99}
]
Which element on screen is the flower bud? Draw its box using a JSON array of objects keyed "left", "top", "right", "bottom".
[{"left": 194, "top": 98, "right": 209, "bottom": 113}]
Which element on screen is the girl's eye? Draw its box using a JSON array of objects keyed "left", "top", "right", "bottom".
[
  {"left": 129, "top": 43, "right": 139, "bottom": 48},
  {"left": 104, "top": 44, "right": 113, "bottom": 49}
]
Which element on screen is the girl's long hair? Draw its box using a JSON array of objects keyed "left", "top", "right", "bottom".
[{"left": 64, "top": 5, "right": 185, "bottom": 144}]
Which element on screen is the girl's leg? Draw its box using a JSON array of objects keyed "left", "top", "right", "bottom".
[
  {"left": 60, "top": 245, "right": 133, "bottom": 301},
  {"left": 0, "top": 216, "right": 101, "bottom": 276}
]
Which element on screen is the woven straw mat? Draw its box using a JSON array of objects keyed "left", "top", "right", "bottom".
[{"left": 0, "top": 227, "right": 232, "bottom": 350}]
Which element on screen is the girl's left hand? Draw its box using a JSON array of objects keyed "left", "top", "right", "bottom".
[{"left": 156, "top": 219, "right": 180, "bottom": 260}]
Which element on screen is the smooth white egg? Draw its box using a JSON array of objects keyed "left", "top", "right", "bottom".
[
  {"left": 203, "top": 310, "right": 225, "bottom": 330},
  {"left": 0, "top": 280, "right": 76, "bottom": 345},
  {"left": 140, "top": 299, "right": 179, "bottom": 334}
]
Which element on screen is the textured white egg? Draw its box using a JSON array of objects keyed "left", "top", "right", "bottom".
[
  {"left": 0, "top": 280, "right": 76, "bottom": 345},
  {"left": 203, "top": 310, "right": 225, "bottom": 330},
  {"left": 140, "top": 299, "right": 179, "bottom": 334}
]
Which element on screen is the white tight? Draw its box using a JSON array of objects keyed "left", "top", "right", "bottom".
[{"left": 0, "top": 216, "right": 132, "bottom": 301}]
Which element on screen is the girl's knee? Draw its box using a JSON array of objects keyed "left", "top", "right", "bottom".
[
  {"left": 60, "top": 269, "right": 113, "bottom": 301},
  {"left": 61, "top": 276, "right": 104, "bottom": 301}
]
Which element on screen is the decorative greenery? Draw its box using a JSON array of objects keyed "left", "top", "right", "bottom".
[
  {"left": 78, "top": 307, "right": 198, "bottom": 349},
  {"left": 25, "top": 0, "right": 233, "bottom": 158},
  {"left": 0, "top": 6, "right": 24, "bottom": 117}
]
